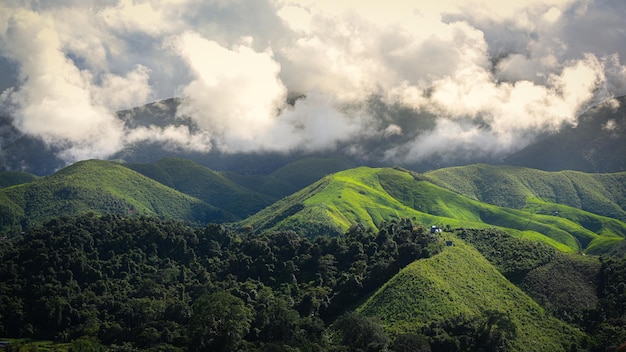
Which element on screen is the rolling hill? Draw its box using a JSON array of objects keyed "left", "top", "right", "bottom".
[
  {"left": 0, "top": 170, "right": 38, "bottom": 188},
  {"left": 0, "top": 159, "right": 233, "bottom": 232},
  {"left": 425, "top": 163, "right": 626, "bottom": 220},
  {"left": 241, "top": 166, "right": 626, "bottom": 254},
  {"left": 123, "top": 157, "right": 275, "bottom": 219},
  {"left": 357, "top": 234, "right": 586, "bottom": 351},
  {"left": 0, "top": 157, "right": 624, "bottom": 254},
  {"left": 222, "top": 156, "right": 356, "bottom": 199}
]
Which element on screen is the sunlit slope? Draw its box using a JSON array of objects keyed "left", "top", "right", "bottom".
[
  {"left": 241, "top": 167, "right": 454, "bottom": 237},
  {"left": 357, "top": 236, "right": 586, "bottom": 351},
  {"left": 0, "top": 160, "right": 231, "bottom": 232},
  {"left": 425, "top": 164, "right": 626, "bottom": 221},
  {"left": 124, "top": 157, "right": 274, "bottom": 219},
  {"left": 243, "top": 167, "right": 626, "bottom": 253}
]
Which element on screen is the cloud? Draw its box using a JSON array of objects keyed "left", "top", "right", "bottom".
[
  {"left": 169, "top": 32, "right": 288, "bottom": 147},
  {"left": 0, "top": 0, "right": 625, "bottom": 168}
]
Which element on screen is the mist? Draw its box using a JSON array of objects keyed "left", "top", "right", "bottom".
[{"left": 1, "top": 0, "right": 625, "bottom": 167}]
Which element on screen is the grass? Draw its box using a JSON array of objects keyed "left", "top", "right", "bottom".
[
  {"left": 0, "top": 338, "right": 69, "bottom": 351},
  {"left": 0, "top": 171, "right": 38, "bottom": 189},
  {"left": 357, "top": 234, "right": 586, "bottom": 351},
  {"left": 0, "top": 160, "right": 227, "bottom": 232},
  {"left": 425, "top": 164, "right": 626, "bottom": 222},
  {"left": 242, "top": 166, "right": 625, "bottom": 253},
  {"left": 125, "top": 157, "right": 274, "bottom": 218}
]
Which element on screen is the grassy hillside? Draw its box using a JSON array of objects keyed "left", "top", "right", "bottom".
[
  {"left": 425, "top": 164, "right": 626, "bottom": 221},
  {"left": 357, "top": 235, "right": 586, "bottom": 351},
  {"left": 0, "top": 171, "right": 38, "bottom": 188},
  {"left": 0, "top": 160, "right": 231, "bottom": 232},
  {"left": 240, "top": 167, "right": 442, "bottom": 237},
  {"left": 243, "top": 166, "right": 626, "bottom": 253},
  {"left": 124, "top": 157, "right": 274, "bottom": 219},
  {"left": 223, "top": 156, "right": 355, "bottom": 199}
]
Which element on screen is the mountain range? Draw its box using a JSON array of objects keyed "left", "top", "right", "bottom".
[
  {"left": 1, "top": 157, "right": 624, "bottom": 256},
  {"left": 0, "top": 157, "right": 625, "bottom": 350},
  {"left": 2, "top": 96, "right": 626, "bottom": 176},
  {"left": 1, "top": 95, "right": 626, "bottom": 351}
]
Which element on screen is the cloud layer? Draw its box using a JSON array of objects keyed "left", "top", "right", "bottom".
[{"left": 1, "top": 0, "right": 625, "bottom": 166}]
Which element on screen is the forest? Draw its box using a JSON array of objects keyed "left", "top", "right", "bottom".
[{"left": 0, "top": 214, "right": 624, "bottom": 351}]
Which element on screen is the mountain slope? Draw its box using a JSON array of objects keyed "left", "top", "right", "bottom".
[
  {"left": 0, "top": 171, "right": 38, "bottom": 188},
  {"left": 357, "top": 235, "right": 586, "bottom": 351},
  {"left": 124, "top": 157, "right": 274, "bottom": 219},
  {"left": 222, "top": 156, "right": 355, "bottom": 199},
  {"left": 504, "top": 96, "right": 626, "bottom": 172},
  {"left": 242, "top": 166, "right": 626, "bottom": 253},
  {"left": 0, "top": 160, "right": 232, "bottom": 232},
  {"left": 424, "top": 164, "right": 626, "bottom": 221}
]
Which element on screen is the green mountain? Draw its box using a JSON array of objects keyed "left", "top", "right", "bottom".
[
  {"left": 1, "top": 158, "right": 624, "bottom": 254},
  {"left": 0, "top": 159, "right": 232, "bottom": 232},
  {"left": 242, "top": 166, "right": 626, "bottom": 254},
  {"left": 124, "top": 157, "right": 274, "bottom": 219},
  {"left": 223, "top": 156, "right": 356, "bottom": 199},
  {"left": 0, "top": 170, "right": 38, "bottom": 188},
  {"left": 425, "top": 164, "right": 626, "bottom": 220},
  {"left": 357, "top": 234, "right": 586, "bottom": 351}
]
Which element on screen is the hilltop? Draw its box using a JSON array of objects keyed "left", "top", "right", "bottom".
[
  {"left": 358, "top": 234, "right": 585, "bottom": 351},
  {"left": 123, "top": 157, "right": 275, "bottom": 219},
  {"left": 242, "top": 166, "right": 626, "bottom": 254},
  {"left": 0, "top": 159, "right": 232, "bottom": 232},
  {"left": 1, "top": 159, "right": 624, "bottom": 254}
]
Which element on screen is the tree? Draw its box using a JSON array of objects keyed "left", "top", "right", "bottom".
[
  {"left": 331, "top": 313, "right": 389, "bottom": 352},
  {"left": 188, "top": 291, "right": 253, "bottom": 352},
  {"left": 391, "top": 334, "right": 431, "bottom": 352}
]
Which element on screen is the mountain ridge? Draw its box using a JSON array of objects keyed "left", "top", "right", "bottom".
[
  {"left": 1, "top": 158, "right": 624, "bottom": 254},
  {"left": 2, "top": 96, "right": 626, "bottom": 175}
]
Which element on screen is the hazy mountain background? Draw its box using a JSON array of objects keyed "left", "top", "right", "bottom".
[{"left": 2, "top": 95, "right": 625, "bottom": 176}]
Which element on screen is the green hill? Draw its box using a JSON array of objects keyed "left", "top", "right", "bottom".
[
  {"left": 424, "top": 164, "right": 626, "bottom": 221},
  {"left": 357, "top": 235, "right": 586, "bottom": 351},
  {"left": 0, "top": 160, "right": 232, "bottom": 232},
  {"left": 124, "top": 157, "right": 274, "bottom": 219},
  {"left": 223, "top": 156, "right": 355, "bottom": 199},
  {"left": 242, "top": 166, "right": 626, "bottom": 254},
  {"left": 0, "top": 171, "right": 38, "bottom": 188}
]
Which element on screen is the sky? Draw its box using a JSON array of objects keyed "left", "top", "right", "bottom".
[{"left": 0, "top": 0, "right": 625, "bottom": 166}]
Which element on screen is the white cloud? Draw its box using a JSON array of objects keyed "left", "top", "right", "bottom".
[
  {"left": 0, "top": 0, "right": 625, "bottom": 166},
  {"left": 170, "top": 31, "right": 288, "bottom": 146}
]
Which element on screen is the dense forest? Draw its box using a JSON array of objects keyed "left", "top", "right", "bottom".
[
  {"left": 0, "top": 214, "right": 443, "bottom": 351},
  {"left": 0, "top": 214, "right": 625, "bottom": 351}
]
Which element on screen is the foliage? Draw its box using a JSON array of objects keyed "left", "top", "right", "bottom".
[
  {"left": 0, "top": 214, "right": 440, "bottom": 351},
  {"left": 0, "top": 160, "right": 232, "bottom": 234},
  {"left": 357, "top": 235, "right": 587, "bottom": 351},
  {"left": 453, "top": 227, "right": 626, "bottom": 350},
  {"left": 455, "top": 228, "right": 556, "bottom": 280},
  {"left": 188, "top": 292, "right": 252, "bottom": 352},
  {"left": 330, "top": 313, "right": 389, "bottom": 352},
  {"left": 0, "top": 171, "right": 38, "bottom": 189},
  {"left": 425, "top": 164, "right": 626, "bottom": 221},
  {"left": 125, "top": 158, "right": 275, "bottom": 219}
]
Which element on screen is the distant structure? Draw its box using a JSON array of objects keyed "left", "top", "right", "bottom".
[{"left": 430, "top": 225, "right": 442, "bottom": 234}]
